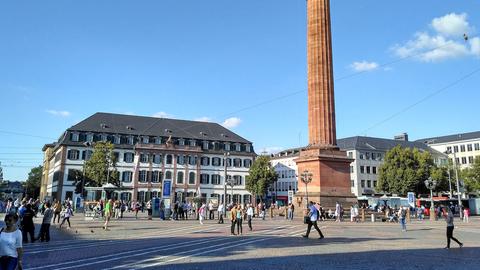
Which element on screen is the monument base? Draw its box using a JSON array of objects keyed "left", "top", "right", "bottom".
[{"left": 294, "top": 146, "right": 357, "bottom": 211}]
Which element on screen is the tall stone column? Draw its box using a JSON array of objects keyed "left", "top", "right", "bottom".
[
  {"left": 294, "top": 0, "right": 356, "bottom": 210},
  {"left": 307, "top": 0, "right": 336, "bottom": 147}
]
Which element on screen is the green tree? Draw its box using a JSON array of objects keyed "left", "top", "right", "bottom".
[
  {"left": 377, "top": 146, "right": 447, "bottom": 196},
  {"left": 461, "top": 157, "right": 480, "bottom": 194},
  {"left": 245, "top": 155, "right": 277, "bottom": 202},
  {"left": 82, "top": 142, "right": 118, "bottom": 189},
  {"left": 25, "top": 165, "right": 43, "bottom": 199}
]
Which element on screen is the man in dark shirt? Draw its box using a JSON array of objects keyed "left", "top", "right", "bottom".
[{"left": 21, "top": 204, "right": 36, "bottom": 243}]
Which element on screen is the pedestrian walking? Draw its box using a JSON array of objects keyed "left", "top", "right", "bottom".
[
  {"left": 0, "top": 213, "right": 24, "bottom": 270},
  {"left": 20, "top": 204, "right": 35, "bottom": 243},
  {"left": 217, "top": 203, "right": 225, "bottom": 224},
  {"left": 208, "top": 201, "right": 215, "bottom": 220},
  {"left": 134, "top": 201, "right": 140, "bottom": 219},
  {"left": 147, "top": 200, "right": 152, "bottom": 220},
  {"left": 199, "top": 203, "right": 206, "bottom": 225},
  {"left": 236, "top": 205, "right": 243, "bottom": 235},
  {"left": 302, "top": 201, "right": 324, "bottom": 239},
  {"left": 230, "top": 204, "right": 237, "bottom": 235},
  {"left": 335, "top": 202, "right": 341, "bottom": 222},
  {"left": 444, "top": 207, "right": 463, "bottom": 249},
  {"left": 246, "top": 204, "right": 254, "bottom": 231},
  {"left": 59, "top": 204, "right": 73, "bottom": 229},
  {"left": 463, "top": 208, "right": 470, "bottom": 223},
  {"left": 114, "top": 200, "right": 121, "bottom": 219},
  {"left": 398, "top": 206, "right": 407, "bottom": 232},
  {"left": 52, "top": 201, "right": 62, "bottom": 224},
  {"left": 37, "top": 202, "right": 53, "bottom": 242},
  {"left": 103, "top": 199, "right": 113, "bottom": 230}
]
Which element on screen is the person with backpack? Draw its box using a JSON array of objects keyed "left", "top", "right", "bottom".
[
  {"left": 37, "top": 202, "right": 53, "bottom": 242},
  {"left": 20, "top": 204, "right": 36, "bottom": 243},
  {"left": 398, "top": 206, "right": 407, "bottom": 232},
  {"left": 0, "top": 213, "right": 24, "bottom": 270},
  {"left": 302, "top": 201, "right": 324, "bottom": 239}
]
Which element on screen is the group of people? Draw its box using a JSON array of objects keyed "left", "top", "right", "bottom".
[{"left": 228, "top": 203, "right": 255, "bottom": 235}]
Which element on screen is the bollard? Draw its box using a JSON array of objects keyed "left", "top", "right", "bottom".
[
  {"left": 361, "top": 208, "right": 365, "bottom": 222},
  {"left": 371, "top": 213, "right": 375, "bottom": 222}
]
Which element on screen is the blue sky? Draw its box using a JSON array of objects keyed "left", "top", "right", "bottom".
[{"left": 1, "top": 0, "right": 479, "bottom": 181}]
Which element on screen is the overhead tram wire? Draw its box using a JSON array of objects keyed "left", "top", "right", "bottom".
[
  {"left": 0, "top": 42, "right": 459, "bottom": 141},
  {"left": 359, "top": 65, "right": 480, "bottom": 136}
]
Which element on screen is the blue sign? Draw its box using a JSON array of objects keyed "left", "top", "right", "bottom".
[
  {"left": 407, "top": 192, "right": 415, "bottom": 207},
  {"left": 163, "top": 180, "right": 171, "bottom": 197}
]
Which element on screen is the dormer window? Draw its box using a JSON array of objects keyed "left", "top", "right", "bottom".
[
  {"left": 246, "top": 144, "right": 251, "bottom": 152},
  {"left": 101, "top": 134, "right": 108, "bottom": 142},
  {"left": 224, "top": 143, "right": 230, "bottom": 151},
  {"left": 126, "top": 125, "right": 134, "bottom": 131},
  {"left": 200, "top": 131, "right": 207, "bottom": 137},
  {"left": 189, "top": 140, "right": 196, "bottom": 147},
  {"left": 154, "top": 137, "right": 161, "bottom": 144},
  {"left": 86, "top": 134, "right": 94, "bottom": 142},
  {"left": 142, "top": 136, "right": 149, "bottom": 144},
  {"left": 235, "top": 144, "right": 241, "bottom": 152},
  {"left": 178, "top": 139, "right": 185, "bottom": 146},
  {"left": 71, "top": 133, "right": 79, "bottom": 142},
  {"left": 127, "top": 136, "right": 134, "bottom": 145},
  {"left": 100, "top": 123, "right": 109, "bottom": 129},
  {"left": 113, "top": 135, "right": 121, "bottom": 144},
  {"left": 202, "top": 141, "right": 209, "bottom": 150},
  {"left": 164, "top": 129, "right": 172, "bottom": 134}
]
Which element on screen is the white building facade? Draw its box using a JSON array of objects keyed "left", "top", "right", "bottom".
[{"left": 269, "top": 149, "right": 300, "bottom": 204}]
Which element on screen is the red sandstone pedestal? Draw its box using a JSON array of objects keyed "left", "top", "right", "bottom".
[{"left": 294, "top": 146, "right": 357, "bottom": 209}]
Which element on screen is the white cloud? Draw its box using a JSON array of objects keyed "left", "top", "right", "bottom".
[
  {"left": 152, "top": 111, "right": 173, "bottom": 118},
  {"left": 221, "top": 117, "right": 241, "bottom": 129},
  {"left": 194, "top": 117, "right": 213, "bottom": 122},
  {"left": 350, "top": 61, "right": 379, "bottom": 72},
  {"left": 392, "top": 13, "right": 478, "bottom": 62},
  {"left": 46, "top": 110, "right": 71, "bottom": 117},
  {"left": 431, "top": 13, "right": 471, "bottom": 37},
  {"left": 471, "top": 37, "right": 480, "bottom": 56}
]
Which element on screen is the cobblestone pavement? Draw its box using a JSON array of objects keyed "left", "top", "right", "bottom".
[{"left": 2, "top": 212, "right": 479, "bottom": 270}]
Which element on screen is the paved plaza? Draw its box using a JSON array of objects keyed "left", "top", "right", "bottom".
[{"left": 3, "top": 212, "right": 479, "bottom": 270}]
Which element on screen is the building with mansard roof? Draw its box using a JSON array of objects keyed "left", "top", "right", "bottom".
[{"left": 41, "top": 112, "right": 256, "bottom": 204}]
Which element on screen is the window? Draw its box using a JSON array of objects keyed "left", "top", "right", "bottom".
[
  {"left": 347, "top": 152, "right": 353, "bottom": 158},
  {"left": 361, "top": 180, "right": 365, "bottom": 188},
  {"left": 200, "top": 174, "right": 210, "bottom": 184},
  {"left": 467, "top": 144, "right": 473, "bottom": 151},
  {"left": 243, "top": 159, "right": 252, "bottom": 168},
  {"left": 373, "top": 167, "right": 377, "bottom": 174},
  {"left": 350, "top": 166, "right": 354, "bottom": 173},
  {"left": 455, "top": 158, "right": 460, "bottom": 164},
  {"left": 367, "top": 180, "right": 371, "bottom": 188},
  {"left": 235, "top": 144, "right": 241, "bottom": 151},
  {"left": 371, "top": 153, "right": 376, "bottom": 160},
  {"left": 152, "top": 171, "right": 161, "bottom": 183},
  {"left": 359, "top": 153, "right": 364, "bottom": 159},
  {"left": 178, "top": 139, "right": 185, "bottom": 146},
  {"left": 233, "top": 158, "right": 242, "bottom": 167},
  {"left": 68, "top": 150, "right": 80, "bottom": 160},
  {"left": 188, "top": 156, "right": 197, "bottom": 165},
  {"left": 137, "top": 191, "right": 145, "bottom": 203},
  {"left": 113, "top": 152, "right": 119, "bottom": 163},
  {"left": 165, "top": 171, "right": 172, "bottom": 179},
  {"left": 446, "top": 146, "right": 452, "bottom": 152},
  {"left": 454, "top": 146, "right": 459, "bottom": 153},
  {"left": 225, "top": 158, "right": 232, "bottom": 167},
  {"left": 113, "top": 135, "right": 121, "bottom": 144},
  {"left": 468, "top": 156, "right": 474, "bottom": 164},
  {"left": 360, "top": 166, "right": 365, "bottom": 174},
  {"left": 71, "top": 133, "right": 79, "bottom": 142},
  {"left": 351, "top": 180, "right": 355, "bottom": 187},
  {"left": 82, "top": 150, "right": 93, "bottom": 160},
  {"left": 366, "top": 152, "right": 370, "bottom": 160},
  {"left": 101, "top": 134, "right": 108, "bottom": 142},
  {"left": 177, "top": 155, "right": 185, "bottom": 165},
  {"left": 166, "top": 155, "right": 173, "bottom": 165},
  {"left": 140, "top": 153, "right": 149, "bottom": 163},
  {"left": 122, "top": 171, "right": 133, "bottom": 182},
  {"left": 211, "top": 174, "right": 221, "bottom": 185},
  {"left": 233, "top": 175, "right": 242, "bottom": 185},
  {"left": 189, "top": 140, "right": 196, "bottom": 147},
  {"left": 188, "top": 172, "right": 195, "bottom": 185},
  {"left": 138, "top": 170, "right": 147, "bottom": 182},
  {"left": 461, "top": 157, "right": 467, "bottom": 164},
  {"left": 177, "top": 172, "right": 184, "bottom": 184},
  {"left": 153, "top": 154, "right": 162, "bottom": 164},
  {"left": 154, "top": 137, "right": 161, "bottom": 144},
  {"left": 224, "top": 143, "right": 230, "bottom": 151},
  {"left": 460, "top": 145, "right": 466, "bottom": 152},
  {"left": 212, "top": 157, "right": 221, "bottom": 166},
  {"left": 86, "top": 134, "right": 93, "bottom": 142},
  {"left": 67, "top": 169, "right": 80, "bottom": 181},
  {"left": 373, "top": 181, "right": 377, "bottom": 187},
  {"left": 377, "top": 153, "right": 383, "bottom": 161},
  {"left": 201, "top": 157, "right": 210, "bottom": 166},
  {"left": 124, "top": 152, "right": 134, "bottom": 163},
  {"left": 366, "top": 166, "right": 371, "bottom": 174},
  {"left": 246, "top": 144, "right": 251, "bottom": 152},
  {"left": 475, "top": 143, "right": 480, "bottom": 151},
  {"left": 203, "top": 141, "right": 209, "bottom": 150},
  {"left": 141, "top": 136, "right": 148, "bottom": 144}
]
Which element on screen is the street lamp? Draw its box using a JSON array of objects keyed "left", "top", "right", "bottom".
[
  {"left": 424, "top": 177, "right": 437, "bottom": 221},
  {"left": 223, "top": 152, "right": 229, "bottom": 217},
  {"left": 300, "top": 170, "right": 313, "bottom": 208},
  {"left": 444, "top": 149, "right": 463, "bottom": 219}
]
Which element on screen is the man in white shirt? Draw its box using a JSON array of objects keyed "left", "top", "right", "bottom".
[{"left": 217, "top": 203, "right": 224, "bottom": 224}]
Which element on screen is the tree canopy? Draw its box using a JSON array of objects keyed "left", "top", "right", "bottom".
[
  {"left": 461, "top": 156, "right": 480, "bottom": 195},
  {"left": 376, "top": 146, "right": 448, "bottom": 196},
  {"left": 245, "top": 155, "right": 277, "bottom": 202},
  {"left": 25, "top": 165, "right": 43, "bottom": 199},
  {"left": 79, "top": 142, "right": 119, "bottom": 191}
]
